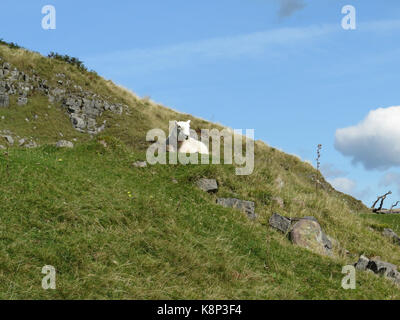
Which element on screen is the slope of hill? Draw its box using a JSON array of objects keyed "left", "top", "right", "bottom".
[{"left": 1, "top": 42, "right": 400, "bottom": 299}]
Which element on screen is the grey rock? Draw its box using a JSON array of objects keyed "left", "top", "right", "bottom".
[
  {"left": 10, "top": 70, "right": 19, "bottom": 81},
  {"left": 56, "top": 140, "right": 74, "bottom": 148},
  {"left": 357, "top": 255, "right": 400, "bottom": 286},
  {"left": 86, "top": 118, "right": 97, "bottom": 130},
  {"left": 297, "top": 217, "right": 333, "bottom": 251},
  {"left": 355, "top": 255, "right": 370, "bottom": 271},
  {"left": 2, "top": 135, "right": 14, "bottom": 145},
  {"left": 269, "top": 213, "right": 291, "bottom": 233},
  {"left": 383, "top": 228, "right": 400, "bottom": 246},
  {"left": 0, "top": 93, "right": 9, "bottom": 107},
  {"left": 216, "top": 198, "right": 257, "bottom": 220},
  {"left": 110, "top": 104, "right": 123, "bottom": 115},
  {"left": 289, "top": 218, "right": 332, "bottom": 255},
  {"left": 0, "top": 58, "right": 126, "bottom": 134},
  {"left": 17, "top": 96, "right": 28, "bottom": 106},
  {"left": 321, "top": 232, "right": 333, "bottom": 250},
  {"left": 18, "top": 138, "right": 26, "bottom": 146},
  {"left": 0, "top": 145, "right": 5, "bottom": 150},
  {"left": 196, "top": 178, "right": 218, "bottom": 193},
  {"left": 71, "top": 115, "right": 86, "bottom": 130},
  {"left": 387, "top": 269, "right": 400, "bottom": 285},
  {"left": 367, "top": 258, "right": 398, "bottom": 277}
]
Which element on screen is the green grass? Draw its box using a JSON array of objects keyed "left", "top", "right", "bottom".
[
  {"left": 361, "top": 213, "right": 400, "bottom": 235},
  {"left": 2, "top": 43, "right": 400, "bottom": 299},
  {"left": 0, "top": 142, "right": 399, "bottom": 299}
]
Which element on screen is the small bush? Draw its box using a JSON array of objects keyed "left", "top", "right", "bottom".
[
  {"left": 47, "top": 51, "right": 88, "bottom": 71},
  {"left": 0, "top": 38, "right": 22, "bottom": 49}
]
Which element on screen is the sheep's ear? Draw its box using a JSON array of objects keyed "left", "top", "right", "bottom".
[
  {"left": 174, "top": 120, "right": 178, "bottom": 125},
  {"left": 187, "top": 120, "right": 191, "bottom": 124}
]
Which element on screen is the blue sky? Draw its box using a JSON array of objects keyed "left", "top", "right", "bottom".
[{"left": 2, "top": 0, "right": 400, "bottom": 206}]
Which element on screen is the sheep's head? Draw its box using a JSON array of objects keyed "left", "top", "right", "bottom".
[{"left": 175, "top": 120, "right": 191, "bottom": 141}]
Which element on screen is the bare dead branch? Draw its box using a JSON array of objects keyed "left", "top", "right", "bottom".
[
  {"left": 390, "top": 201, "right": 400, "bottom": 213},
  {"left": 371, "top": 191, "right": 392, "bottom": 213}
]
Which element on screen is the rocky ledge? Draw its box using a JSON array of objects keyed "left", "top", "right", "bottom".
[{"left": 0, "top": 57, "right": 128, "bottom": 134}]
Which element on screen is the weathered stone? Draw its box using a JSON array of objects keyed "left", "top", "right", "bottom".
[
  {"left": 0, "top": 93, "right": 9, "bottom": 107},
  {"left": 132, "top": 161, "right": 147, "bottom": 168},
  {"left": 110, "top": 104, "right": 123, "bottom": 115},
  {"left": 289, "top": 218, "right": 330, "bottom": 255},
  {"left": 10, "top": 70, "right": 19, "bottom": 81},
  {"left": 64, "top": 96, "right": 82, "bottom": 113},
  {"left": 86, "top": 118, "right": 97, "bottom": 130},
  {"left": 355, "top": 255, "right": 370, "bottom": 271},
  {"left": 269, "top": 213, "right": 291, "bottom": 233},
  {"left": 196, "top": 179, "right": 218, "bottom": 193},
  {"left": 71, "top": 115, "right": 86, "bottom": 130},
  {"left": 387, "top": 269, "right": 400, "bottom": 285},
  {"left": 367, "top": 258, "right": 398, "bottom": 277},
  {"left": 382, "top": 228, "right": 400, "bottom": 246},
  {"left": 56, "top": 140, "right": 74, "bottom": 148},
  {"left": 17, "top": 96, "right": 28, "bottom": 106},
  {"left": 216, "top": 198, "right": 257, "bottom": 220},
  {"left": 18, "top": 138, "right": 26, "bottom": 146},
  {"left": 322, "top": 232, "right": 333, "bottom": 250},
  {"left": 356, "top": 255, "right": 400, "bottom": 286},
  {"left": 0, "top": 58, "right": 128, "bottom": 134},
  {"left": 2, "top": 135, "right": 14, "bottom": 145},
  {"left": 0, "top": 145, "right": 5, "bottom": 150}
]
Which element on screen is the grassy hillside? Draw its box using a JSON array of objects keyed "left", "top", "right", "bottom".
[{"left": 1, "top": 43, "right": 400, "bottom": 299}]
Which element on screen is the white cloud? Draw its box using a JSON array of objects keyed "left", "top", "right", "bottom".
[
  {"left": 329, "top": 177, "right": 356, "bottom": 194},
  {"left": 335, "top": 106, "right": 400, "bottom": 170},
  {"left": 329, "top": 176, "right": 373, "bottom": 203}
]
